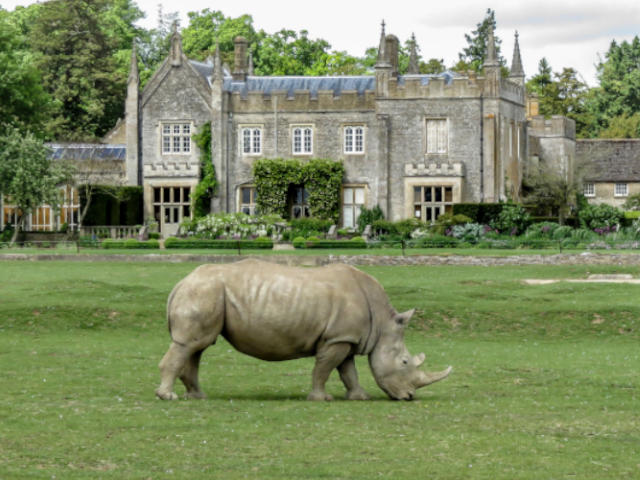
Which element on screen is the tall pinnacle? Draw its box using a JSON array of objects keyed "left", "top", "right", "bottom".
[
  {"left": 376, "top": 20, "right": 390, "bottom": 67},
  {"left": 408, "top": 33, "right": 419, "bottom": 74},
  {"left": 509, "top": 31, "right": 525, "bottom": 78},
  {"left": 128, "top": 42, "right": 139, "bottom": 84},
  {"left": 483, "top": 25, "right": 499, "bottom": 68}
]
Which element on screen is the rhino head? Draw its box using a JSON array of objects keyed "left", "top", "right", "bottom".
[{"left": 369, "top": 309, "right": 452, "bottom": 400}]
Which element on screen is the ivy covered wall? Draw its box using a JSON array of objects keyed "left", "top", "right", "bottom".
[{"left": 252, "top": 159, "right": 344, "bottom": 221}]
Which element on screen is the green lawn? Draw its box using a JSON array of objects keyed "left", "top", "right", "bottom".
[{"left": 1, "top": 261, "right": 639, "bottom": 479}]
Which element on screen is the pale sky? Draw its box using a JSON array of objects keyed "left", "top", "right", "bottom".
[{"left": 2, "top": 0, "right": 639, "bottom": 86}]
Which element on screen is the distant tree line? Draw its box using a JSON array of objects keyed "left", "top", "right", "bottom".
[{"left": 2, "top": 3, "right": 638, "bottom": 142}]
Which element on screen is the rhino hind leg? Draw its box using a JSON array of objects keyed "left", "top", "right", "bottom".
[
  {"left": 338, "top": 356, "right": 370, "bottom": 400},
  {"left": 307, "top": 343, "right": 353, "bottom": 401},
  {"left": 180, "top": 349, "right": 206, "bottom": 399},
  {"left": 156, "top": 341, "right": 190, "bottom": 400}
]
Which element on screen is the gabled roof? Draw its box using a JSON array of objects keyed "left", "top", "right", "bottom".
[{"left": 577, "top": 139, "right": 640, "bottom": 182}]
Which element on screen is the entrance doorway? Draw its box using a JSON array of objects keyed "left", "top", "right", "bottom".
[{"left": 152, "top": 186, "right": 191, "bottom": 237}]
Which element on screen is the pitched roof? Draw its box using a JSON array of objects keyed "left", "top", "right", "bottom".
[
  {"left": 577, "top": 139, "right": 640, "bottom": 182},
  {"left": 188, "top": 59, "right": 457, "bottom": 98},
  {"left": 47, "top": 143, "right": 126, "bottom": 162}
]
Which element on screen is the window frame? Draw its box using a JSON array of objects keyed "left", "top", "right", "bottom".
[
  {"left": 614, "top": 183, "right": 628, "bottom": 197},
  {"left": 425, "top": 118, "right": 448, "bottom": 155},
  {"left": 238, "top": 185, "right": 258, "bottom": 215},
  {"left": 291, "top": 125, "right": 314, "bottom": 155},
  {"left": 583, "top": 182, "right": 595, "bottom": 197},
  {"left": 342, "top": 185, "right": 366, "bottom": 229},
  {"left": 240, "top": 126, "right": 263, "bottom": 156},
  {"left": 412, "top": 185, "right": 454, "bottom": 223},
  {"left": 161, "top": 122, "right": 192, "bottom": 155},
  {"left": 343, "top": 125, "right": 365, "bottom": 155}
]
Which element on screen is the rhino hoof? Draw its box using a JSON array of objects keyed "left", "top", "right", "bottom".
[
  {"left": 155, "top": 389, "right": 178, "bottom": 401},
  {"left": 307, "top": 391, "right": 333, "bottom": 401},
  {"left": 346, "top": 389, "right": 370, "bottom": 401}
]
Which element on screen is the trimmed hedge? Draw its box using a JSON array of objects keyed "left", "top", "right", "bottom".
[
  {"left": 293, "top": 236, "right": 367, "bottom": 249},
  {"left": 453, "top": 203, "right": 505, "bottom": 224},
  {"left": 164, "top": 237, "right": 273, "bottom": 249},
  {"left": 102, "top": 239, "right": 160, "bottom": 249}
]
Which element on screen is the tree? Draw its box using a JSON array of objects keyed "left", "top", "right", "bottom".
[
  {"left": 455, "top": 8, "right": 506, "bottom": 72},
  {"left": 598, "top": 112, "right": 640, "bottom": 138},
  {"left": 136, "top": 4, "right": 178, "bottom": 87},
  {"left": 0, "top": 10, "right": 50, "bottom": 134},
  {"left": 527, "top": 57, "right": 553, "bottom": 94},
  {"left": 523, "top": 158, "right": 585, "bottom": 224},
  {"left": 589, "top": 36, "right": 640, "bottom": 136},
  {"left": 254, "top": 29, "right": 331, "bottom": 76},
  {"left": 27, "top": 0, "right": 140, "bottom": 140},
  {"left": 0, "top": 128, "right": 73, "bottom": 242}
]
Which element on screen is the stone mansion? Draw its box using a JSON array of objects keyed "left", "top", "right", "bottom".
[{"left": 7, "top": 22, "right": 637, "bottom": 236}]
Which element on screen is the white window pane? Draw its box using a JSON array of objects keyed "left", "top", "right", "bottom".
[
  {"left": 253, "top": 129, "right": 261, "bottom": 153},
  {"left": 343, "top": 206, "right": 354, "bottom": 228},
  {"left": 183, "top": 124, "right": 190, "bottom": 134},
  {"left": 343, "top": 188, "right": 353, "bottom": 204},
  {"left": 183, "top": 136, "right": 190, "bottom": 152},
  {"left": 243, "top": 129, "right": 251, "bottom": 153},
  {"left": 354, "top": 187, "right": 365, "bottom": 204},
  {"left": 163, "top": 125, "right": 171, "bottom": 134},
  {"left": 173, "top": 125, "right": 180, "bottom": 134}
]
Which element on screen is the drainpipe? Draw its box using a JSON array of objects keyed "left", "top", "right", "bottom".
[
  {"left": 227, "top": 112, "right": 233, "bottom": 212},
  {"left": 273, "top": 96, "right": 279, "bottom": 157}
]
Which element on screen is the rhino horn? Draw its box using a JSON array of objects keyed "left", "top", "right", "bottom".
[
  {"left": 412, "top": 353, "right": 426, "bottom": 367},
  {"left": 415, "top": 366, "right": 452, "bottom": 389}
]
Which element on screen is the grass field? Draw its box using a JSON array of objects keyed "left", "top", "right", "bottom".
[{"left": 1, "top": 260, "right": 639, "bottom": 479}]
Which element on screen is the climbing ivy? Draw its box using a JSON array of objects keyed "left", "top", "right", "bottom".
[
  {"left": 252, "top": 158, "right": 344, "bottom": 221},
  {"left": 191, "top": 122, "right": 218, "bottom": 218}
]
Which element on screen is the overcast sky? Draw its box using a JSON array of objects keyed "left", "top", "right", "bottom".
[{"left": 3, "top": 0, "right": 639, "bottom": 86}]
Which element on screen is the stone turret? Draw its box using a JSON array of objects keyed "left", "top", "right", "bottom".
[
  {"left": 375, "top": 20, "right": 391, "bottom": 97},
  {"left": 385, "top": 34, "right": 400, "bottom": 77},
  {"left": 170, "top": 21, "right": 182, "bottom": 67},
  {"left": 125, "top": 43, "right": 139, "bottom": 185},
  {"left": 509, "top": 31, "right": 525, "bottom": 86},
  {"left": 407, "top": 33, "right": 419, "bottom": 74},
  {"left": 233, "top": 36, "right": 249, "bottom": 82},
  {"left": 482, "top": 26, "right": 501, "bottom": 97}
]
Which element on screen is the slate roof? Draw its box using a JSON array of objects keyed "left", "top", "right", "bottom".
[
  {"left": 189, "top": 60, "right": 458, "bottom": 98},
  {"left": 47, "top": 143, "right": 126, "bottom": 162},
  {"left": 576, "top": 139, "right": 640, "bottom": 182}
]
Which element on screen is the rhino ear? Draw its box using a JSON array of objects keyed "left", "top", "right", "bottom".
[{"left": 394, "top": 309, "right": 415, "bottom": 327}]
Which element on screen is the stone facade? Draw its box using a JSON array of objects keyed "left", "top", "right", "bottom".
[{"left": 118, "top": 23, "right": 575, "bottom": 235}]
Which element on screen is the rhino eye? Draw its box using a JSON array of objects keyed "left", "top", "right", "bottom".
[{"left": 402, "top": 359, "right": 408, "bottom": 365}]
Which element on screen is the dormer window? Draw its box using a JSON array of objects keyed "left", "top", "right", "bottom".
[{"left": 162, "top": 123, "right": 191, "bottom": 154}]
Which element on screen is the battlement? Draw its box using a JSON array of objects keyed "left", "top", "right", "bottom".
[
  {"left": 143, "top": 161, "right": 198, "bottom": 177},
  {"left": 383, "top": 74, "right": 483, "bottom": 100},
  {"left": 404, "top": 162, "right": 464, "bottom": 177},
  {"left": 528, "top": 115, "right": 576, "bottom": 139},
  {"left": 229, "top": 89, "right": 376, "bottom": 112},
  {"left": 500, "top": 78, "right": 525, "bottom": 105}
]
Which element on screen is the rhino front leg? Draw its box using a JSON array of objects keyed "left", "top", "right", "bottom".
[
  {"left": 179, "top": 349, "right": 206, "bottom": 399},
  {"left": 307, "top": 343, "right": 352, "bottom": 401},
  {"left": 338, "top": 356, "right": 370, "bottom": 400}
]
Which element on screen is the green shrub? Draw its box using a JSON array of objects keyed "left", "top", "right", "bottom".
[
  {"left": 449, "top": 223, "right": 486, "bottom": 244},
  {"left": 371, "top": 219, "right": 397, "bottom": 236},
  {"left": 102, "top": 239, "right": 160, "bottom": 249},
  {"left": 412, "top": 234, "right": 459, "bottom": 248},
  {"left": 394, "top": 218, "right": 425, "bottom": 239},
  {"left": 292, "top": 236, "right": 306, "bottom": 248},
  {"left": 357, "top": 205, "right": 385, "bottom": 233},
  {"left": 525, "top": 222, "right": 560, "bottom": 238},
  {"left": 453, "top": 203, "right": 504, "bottom": 224},
  {"left": 552, "top": 226, "right": 573, "bottom": 240},
  {"left": 289, "top": 218, "right": 332, "bottom": 239},
  {"left": 1, "top": 227, "right": 14, "bottom": 243},
  {"left": 490, "top": 204, "right": 531, "bottom": 235},
  {"left": 148, "top": 232, "right": 161, "bottom": 240},
  {"left": 579, "top": 203, "right": 623, "bottom": 231}
]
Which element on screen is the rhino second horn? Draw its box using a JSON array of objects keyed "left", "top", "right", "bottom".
[
  {"left": 413, "top": 353, "right": 426, "bottom": 367},
  {"left": 415, "top": 366, "right": 453, "bottom": 388}
]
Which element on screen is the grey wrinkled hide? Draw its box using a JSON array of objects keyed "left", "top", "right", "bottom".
[{"left": 156, "top": 259, "right": 451, "bottom": 401}]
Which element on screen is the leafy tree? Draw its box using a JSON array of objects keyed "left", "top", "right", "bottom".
[
  {"left": 598, "top": 112, "right": 640, "bottom": 138},
  {"left": 0, "top": 128, "right": 73, "bottom": 242},
  {"left": 589, "top": 36, "right": 640, "bottom": 136},
  {"left": 0, "top": 9, "right": 50, "bottom": 134},
  {"left": 527, "top": 57, "right": 553, "bottom": 94},
  {"left": 421, "top": 58, "right": 446, "bottom": 74},
  {"left": 181, "top": 8, "right": 257, "bottom": 65},
  {"left": 455, "top": 8, "right": 506, "bottom": 72},
  {"left": 523, "top": 158, "right": 584, "bottom": 224},
  {"left": 28, "top": 0, "right": 142, "bottom": 140},
  {"left": 254, "top": 29, "right": 331, "bottom": 76}
]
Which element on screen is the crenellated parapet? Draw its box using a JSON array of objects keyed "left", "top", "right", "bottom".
[
  {"left": 383, "top": 75, "right": 483, "bottom": 99},
  {"left": 528, "top": 115, "right": 576, "bottom": 139},
  {"left": 229, "top": 89, "right": 376, "bottom": 112},
  {"left": 499, "top": 78, "right": 525, "bottom": 105},
  {"left": 143, "top": 161, "right": 199, "bottom": 177},
  {"left": 404, "top": 162, "right": 464, "bottom": 177}
]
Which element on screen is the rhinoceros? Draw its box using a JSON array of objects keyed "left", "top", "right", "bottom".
[{"left": 155, "top": 259, "right": 451, "bottom": 401}]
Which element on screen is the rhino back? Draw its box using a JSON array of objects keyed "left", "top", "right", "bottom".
[{"left": 172, "top": 260, "right": 376, "bottom": 361}]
